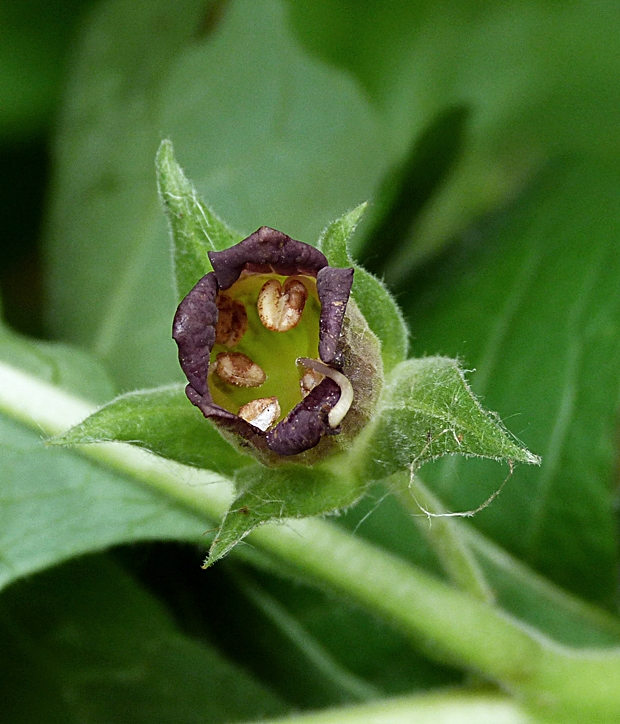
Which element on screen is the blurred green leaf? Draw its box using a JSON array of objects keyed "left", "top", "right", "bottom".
[
  {"left": 364, "top": 357, "right": 539, "bottom": 478},
  {"left": 56, "top": 384, "right": 251, "bottom": 476},
  {"left": 0, "top": 554, "right": 287, "bottom": 723},
  {"left": 465, "top": 528, "right": 620, "bottom": 648},
  {"left": 46, "top": 0, "right": 206, "bottom": 390},
  {"left": 339, "top": 487, "right": 620, "bottom": 649},
  {"left": 404, "top": 158, "right": 620, "bottom": 606},
  {"left": 156, "top": 139, "right": 242, "bottom": 301},
  {"left": 221, "top": 569, "right": 387, "bottom": 707},
  {"left": 320, "top": 204, "right": 409, "bottom": 373},
  {"left": 240, "top": 567, "right": 463, "bottom": 700},
  {"left": 0, "top": 411, "right": 213, "bottom": 593},
  {"left": 0, "top": 320, "right": 115, "bottom": 404},
  {"left": 0, "top": 326, "right": 218, "bottom": 592},
  {"left": 288, "top": 0, "right": 620, "bottom": 269},
  {"left": 0, "top": 0, "right": 93, "bottom": 141},
  {"left": 46, "top": 0, "right": 393, "bottom": 390}
]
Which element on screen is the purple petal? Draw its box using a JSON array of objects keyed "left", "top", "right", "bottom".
[
  {"left": 208, "top": 226, "right": 329, "bottom": 289},
  {"left": 185, "top": 385, "right": 270, "bottom": 453},
  {"left": 173, "top": 231, "right": 356, "bottom": 459},
  {"left": 266, "top": 378, "right": 341, "bottom": 456},
  {"left": 317, "top": 267, "right": 354, "bottom": 367},
  {"left": 172, "top": 273, "right": 218, "bottom": 395}
]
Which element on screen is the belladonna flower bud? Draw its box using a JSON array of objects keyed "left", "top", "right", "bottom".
[{"left": 172, "top": 226, "right": 383, "bottom": 465}]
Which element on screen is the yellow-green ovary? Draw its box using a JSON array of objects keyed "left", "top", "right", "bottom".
[{"left": 209, "top": 274, "right": 320, "bottom": 421}]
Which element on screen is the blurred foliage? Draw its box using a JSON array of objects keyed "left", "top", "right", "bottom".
[
  {"left": 0, "top": 0, "right": 96, "bottom": 334},
  {"left": 1, "top": 0, "right": 620, "bottom": 721}
]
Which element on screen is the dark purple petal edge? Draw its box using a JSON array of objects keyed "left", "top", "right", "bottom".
[
  {"left": 266, "top": 378, "right": 341, "bottom": 456},
  {"left": 317, "top": 267, "right": 354, "bottom": 367},
  {"left": 208, "top": 226, "right": 329, "bottom": 290},
  {"left": 172, "top": 273, "right": 217, "bottom": 395}
]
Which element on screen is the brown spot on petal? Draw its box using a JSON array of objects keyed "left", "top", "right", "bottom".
[
  {"left": 215, "top": 352, "right": 266, "bottom": 388},
  {"left": 300, "top": 367, "right": 324, "bottom": 397},
  {"left": 215, "top": 294, "right": 248, "bottom": 346}
]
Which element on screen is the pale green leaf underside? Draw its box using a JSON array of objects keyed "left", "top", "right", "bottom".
[
  {"left": 320, "top": 204, "right": 409, "bottom": 373},
  {"left": 366, "top": 357, "right": 540, "bottom": 478},
  {"left": 156, "top": 139, "right": 243, "bottom": 301},
  {"left": 55, "top": 384, "right": 251, "bottom": 477},
  {"left": 206, "top": 460, "right": 367, "bottom": 567}
]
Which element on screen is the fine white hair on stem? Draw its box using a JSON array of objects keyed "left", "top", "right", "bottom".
[{"left": 296, "top": 358, "right": 354, "bottom": 428}]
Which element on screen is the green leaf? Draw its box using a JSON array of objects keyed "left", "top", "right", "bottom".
[
  {"left": 46, "top": 0, "right": 215, "bottom": 389},
  {"left": 0, "top": 0, "right": 91, "bottom": 142},
  {"left": 0, "top": 409, "right": 217, "bottom": 593},
  {"left": 219, "top": 569, "right": 392, "bottom": 707},
  {"left": 206, "top": 460, "right": 366, "bottom": 567},
  {"left": 363, "top": 357, "right": 539, "bottom": 479},
  {"left": 0, "top": 321, "right": 115, "bottom": 404},
  {"left": 0, "top": 554, "right": 288, "bottom": 722},
  {"left": 404, "top": 158, "right": 620, "bottom": 606},
  {"left": 318, "top": 203, "right": 368, "bottom": 264},
  {"left": 242, "top": 568, "right": 462, "bottom": 701},
  {"left": 46, "top": 0, "right": 393, "bottom": 390},
  {"left": 288, "top": 0, "right": 620, "bottom": 269},
  {"left": 0, "top": 330, "right": 223, "bottom": 591},
  {"left": 465, "top": 527, "right": 620, "bottom": 648},
  {"left": 156, "top": 139, "right": 242, "bottom": 301},
  {"left": 55, "top": 384, "right": 251, "bottom": 476},
  {"left": 320, "top": 204, "right": 409, "bottom": 373}
]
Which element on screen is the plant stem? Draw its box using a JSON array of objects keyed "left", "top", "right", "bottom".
[
  {"left": 248, "top": 515, "right": 620, "bottom": 722},
  {"left": 245, "top": 690, "right": 533, "bottom": 724},
  {"left": 2, "top": 362, "right": 620, "bottom": 721},
  {"left": 390, "top": 471, "right": 495, "bottom": 603}
]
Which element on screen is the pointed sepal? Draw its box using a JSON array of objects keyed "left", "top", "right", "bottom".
[
  {"left": 156, "top": 139, "right": 243, "bottom": 301},
  {"left": 363, "top": 357, "right": 540, "bottom": 478},
  {"left": 319, "top": 203, "right": 409, "bottom": 373}
]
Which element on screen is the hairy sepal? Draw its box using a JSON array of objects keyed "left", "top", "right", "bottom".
[
  {"left": 363, "top": 357, "right": 540, "bottom": 478},
  {"left": 53, "top": 385, "right": 251, "bottom": 477},
  {"left": 156, "top": 140, "right": 243, "bottom": 301},
  {"left": 205, "top": 457, "right": 365, "bottom": 567},
  {"left": 319, "top": 203, "right": 409, "bottom": 373}
]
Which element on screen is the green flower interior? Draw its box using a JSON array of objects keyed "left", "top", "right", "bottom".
[{"left": 209, "top": 273, "right": 321, "bottom": 421}]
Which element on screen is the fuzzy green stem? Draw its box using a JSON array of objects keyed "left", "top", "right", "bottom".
[
  {"left": 2, "top": 362, "right": 620, "bottom": 722},
  {"left": 244, "top": 690, "right": 533, "bottom": 724},
  {"left": 390, "top": 472, "right": 495, "bottom": 603}
]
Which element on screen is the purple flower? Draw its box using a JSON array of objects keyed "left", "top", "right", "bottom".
[{"left": 172, "top": 226, "right": 362, "bottom": 461}]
